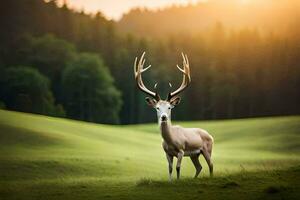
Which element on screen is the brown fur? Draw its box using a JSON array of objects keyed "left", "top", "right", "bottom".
[{"left": 160, "top": 120, "right": 214, "bottom": 179}]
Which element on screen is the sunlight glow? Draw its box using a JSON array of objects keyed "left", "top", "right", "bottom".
[
  {"left": 240, "top": 0, "right": 251, "bottom": 5},
  {"left": 60, "top": 0, "right": 202, "bottom": 20}
]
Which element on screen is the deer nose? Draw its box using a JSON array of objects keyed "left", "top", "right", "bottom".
[{"left": 161, "top": 115, "right": 167, "bottom": 121}]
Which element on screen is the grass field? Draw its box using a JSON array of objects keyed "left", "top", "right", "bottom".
[{"left": 0, "top": 110, "right": 299, "bottom": 200}]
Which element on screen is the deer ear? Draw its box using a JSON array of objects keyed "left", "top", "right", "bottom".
[
  {"left": 145, "top": 97, "right": 157, "bottom": 107},
  {"left": 170, "top": 96, "right": 181, "bottom": 106}
]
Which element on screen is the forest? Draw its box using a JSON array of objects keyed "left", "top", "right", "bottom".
[{"left": 0, "top": 0, "right": 299, "bottom": 124}]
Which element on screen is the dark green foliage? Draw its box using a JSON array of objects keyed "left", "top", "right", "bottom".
[
  {"left": 23, "top": 34, "right": 77, "bottom": 103},
  {"left": 62, "top": 53, "right": 122, "bottom": 124},
  {"left": 0, "top": 101, "right": 6, "bottom": 109},
  {"left": 0, "top": 66, "right": 64, "bottom": 117},
  {"left": 23, "top": 34, "right": 76, "bottom": 78},
  {"left": 0, "top": 0, "right": 299, "bottom": 124}
]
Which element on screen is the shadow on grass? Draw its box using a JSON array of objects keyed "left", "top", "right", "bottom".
[
  {"left": 135, "top": 166, "right": 300, "bottom": 194},
  {"left": 136, "top": 176, "right": 240, "bottom": 188}
]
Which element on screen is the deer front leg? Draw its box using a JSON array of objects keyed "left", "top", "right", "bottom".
[
  {"left": 176, "top": 150, "right": 184, "bottom": 179},
  {"left": 166, "top": 153, "right": 173, "bottom": 181}
]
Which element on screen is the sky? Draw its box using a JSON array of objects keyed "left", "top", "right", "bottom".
[{"left": 60, "top": 0, "right": 201, "bottom": 20}]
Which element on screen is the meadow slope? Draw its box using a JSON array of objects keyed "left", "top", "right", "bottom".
[{"left": 0, "top": 110, "right": 299, "bottom": 200}]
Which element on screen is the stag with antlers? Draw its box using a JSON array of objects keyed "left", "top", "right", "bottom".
[{"left": 134, "top": 52, "right": 214, "bottom": 180}]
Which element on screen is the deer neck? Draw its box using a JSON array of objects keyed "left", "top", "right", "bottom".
[{"left": 159, "top": 120, "right": 173, "bottom": 144}]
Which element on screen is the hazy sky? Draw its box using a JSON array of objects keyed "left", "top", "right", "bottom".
[{"left": 62, "top": 0, "right": 201, "bottom": 20}]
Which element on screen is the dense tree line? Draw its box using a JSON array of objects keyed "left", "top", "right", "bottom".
[
  {"left": 0, "top": 0, "right": 299, "bottom": 124},
  {"left": 0, "top": 33, "right": 121, "bottom": 123},
  {"left": 118, "top": 0, "right": 300, "bottom": 38},
  {"left": 0, "top": 66, "right": 65, "bottom": 116}
]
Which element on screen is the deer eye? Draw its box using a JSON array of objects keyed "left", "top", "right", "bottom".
[
  {"left": 168, "top": 107, "right": 171, "bottom": 109},
  {"left": 156, "top": 107, "right": 159, "bottom": 110}
]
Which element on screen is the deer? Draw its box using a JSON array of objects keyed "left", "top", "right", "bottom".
[{"left": 134, "top": 52, "right": 214, "bottom": 180}]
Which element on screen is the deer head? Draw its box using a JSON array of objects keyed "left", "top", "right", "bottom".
[{"left": 134, "top": 52, "right": 191, "bottom": 123}]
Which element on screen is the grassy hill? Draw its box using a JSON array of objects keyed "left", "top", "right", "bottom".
[{"left": 0, "top": 110, "right": 299, "bottom": 200}]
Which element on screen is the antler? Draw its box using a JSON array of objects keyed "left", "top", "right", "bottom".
[
  {"left": 167, "top": 53, "right": 191, "bottom": 100},
  {"left": 134, "top": 52, "right": 160, "bottom": 100}
]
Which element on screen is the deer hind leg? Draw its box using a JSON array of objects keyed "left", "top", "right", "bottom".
[
  {"left": 166, "top": 153, "right": 173, "bottom": 181},
  {"left": 190, "top": 154, "right": 202, "bottom": 178},
  {"left": 176, "top": 150, "right": 184, "bottom": 179},
  {"left": 202, "top": 148, "right": 213, "bottom": 177}
]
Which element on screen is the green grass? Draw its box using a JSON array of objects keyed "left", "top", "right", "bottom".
[{"left": 0, "top": 110, "right": 299, "bottom": 200}]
